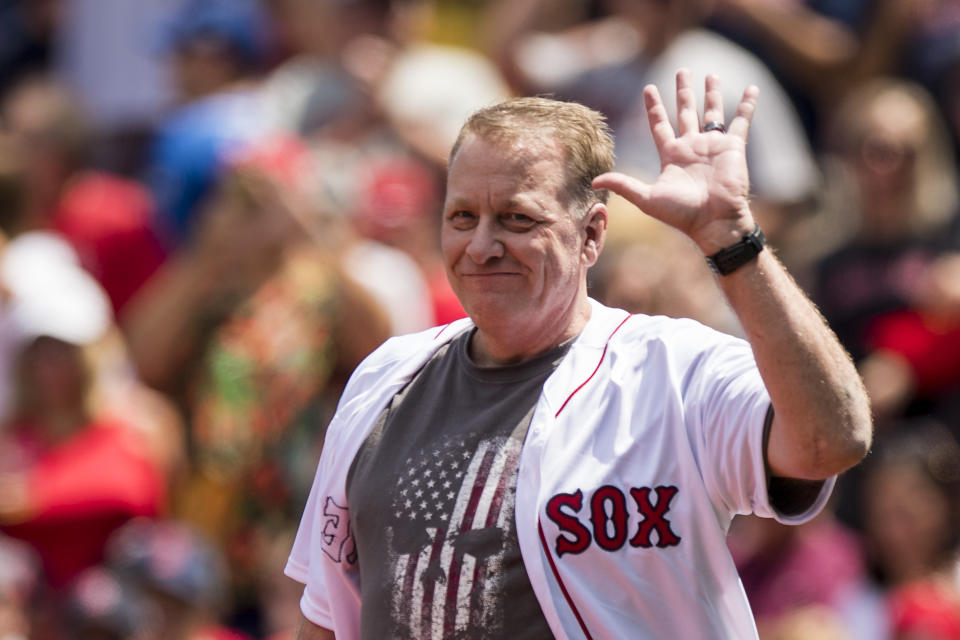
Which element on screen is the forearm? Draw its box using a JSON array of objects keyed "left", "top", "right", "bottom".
[
  {"left": 850, "top": 1, "right": 916, "bottom": 81},
  {"left": 481, "top": 0, "right": 564, "bottom": 93},
  {"left": 591, "top": 69, "right": 872, "bottom": 478},
  {"left": 719, "top": 0, "right": 858, "bottom": 78},
  {"left": 121, "top": 253, "right": 224, "bottom": 389},
  {"left": 295, "top": 613, "right": 335, "bottom": 640},
  {"left": 717, "top": 248, "right": 872, "bottom": 479}
]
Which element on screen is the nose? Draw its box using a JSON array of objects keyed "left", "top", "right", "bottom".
[{"left": 464, "top": 217, "right": 505, "bottom": 264}]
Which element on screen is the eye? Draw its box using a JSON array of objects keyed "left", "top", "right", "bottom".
[
  {"left": 447, "top": 210, "right": 477, "bottom": 229},
  {"left": 501, "top": 212, "right": 537, "bottom": 231}
]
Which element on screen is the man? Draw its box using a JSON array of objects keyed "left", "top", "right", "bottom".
[{"left": 285, "top": 70, "right": 872, "bottom": 639}]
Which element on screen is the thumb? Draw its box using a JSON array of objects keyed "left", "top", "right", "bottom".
[{"left": 592, "top": 172, "right": 652, "bottom": 209}]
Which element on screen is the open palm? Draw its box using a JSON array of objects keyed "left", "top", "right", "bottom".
[{"left": 593, "top": 69, "right": 759, "bottom": 255}]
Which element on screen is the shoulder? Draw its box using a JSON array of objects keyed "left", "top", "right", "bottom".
[
  {"left": 610, "top": 311, "right": 747, "bottom": 354},
  {"left": 584, "top": 300, "right": 751, "bottom": 370},
  {"left": 369, "top": 320, "right": 472, "bottom": 363},
  {"left": 323, "top": 320, "right": 472, "bottom": 454},
  {"left": 343, "top": 320, "right": 473, "bottom": 390}
]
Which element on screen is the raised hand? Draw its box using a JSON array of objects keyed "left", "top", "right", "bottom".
[{"left": 593, "top": 69, "right": 759, "bottom": 255}]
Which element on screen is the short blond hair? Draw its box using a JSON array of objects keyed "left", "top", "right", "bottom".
[{"left": 450, "top": 97, "right": 615, "bottom": 212}]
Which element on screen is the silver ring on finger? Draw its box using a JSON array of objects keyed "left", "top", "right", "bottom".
[{"left": 703, "top": 121, "right": 727, "bottom": 134}]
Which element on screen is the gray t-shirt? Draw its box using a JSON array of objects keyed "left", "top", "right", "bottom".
[{"left": 346, "top": 329, "right": 568, "bottom": 639}]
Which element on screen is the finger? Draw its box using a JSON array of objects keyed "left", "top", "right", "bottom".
[
  {"left": 675, "top": 68, "right": 700, "bottom": 136},
  {"left": 703, "top": 73, "right": 724, "bottom": 128},
  {"left": 592, "top": 172, "right": 652, "bottom": 209},
  {"left": 727, "top": 84, "right": 759, "bottom": 141},
  {"left": 643, "top": 85, "right": 676, "bottom": 154}
]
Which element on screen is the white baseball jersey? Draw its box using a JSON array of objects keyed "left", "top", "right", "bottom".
[{"left": 285, "top": 299, "right": 835, "bottom": 639}]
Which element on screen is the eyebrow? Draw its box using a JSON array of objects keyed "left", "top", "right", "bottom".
[
  {"left": 445, "top": 194, "right": 544, "bottom": 212},
  {"left": 444, "top": 196, "right": 474, "bottom": 210}
]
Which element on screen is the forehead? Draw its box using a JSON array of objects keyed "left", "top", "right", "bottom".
[
  {"left": 446, "top": 134, "right": 567, "bottom": 204},
  {"left": 861, "top": 91, "right": 927, "bottom": 143}
]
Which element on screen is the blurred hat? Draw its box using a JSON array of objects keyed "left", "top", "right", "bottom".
[
  {"left": 66, "top": 568, "right": 156, "bottom": 639},
  {"left": 224, "top": 134, "right": 317, "bottom": 189},
  {"left": 352, "top": 158, "right": 438, "bottom": 239},
  {"left": 1, "top": 231, "right": 112, "bottom": 347},
  {"left": 159, "top": 0, "right": 270, "bottom": 66},
  {"left": 106, "top": 518, "right": 227, "bottom": 609}
]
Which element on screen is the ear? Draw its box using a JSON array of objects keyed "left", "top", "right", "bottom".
[{"left": 582, "top": 203, "right": 607, "bottom": 267}]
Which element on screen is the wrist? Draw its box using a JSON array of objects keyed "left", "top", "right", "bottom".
[
  {"left": 705, "top": 224, "right": 766, "bottom": 276},
  {"left": 693, "top": 216, "right": 757, "bottom": 256}
]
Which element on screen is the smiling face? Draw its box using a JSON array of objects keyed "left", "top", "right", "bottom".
[{"left": 441, "top": 133, "right": 604, "bottom": 361}]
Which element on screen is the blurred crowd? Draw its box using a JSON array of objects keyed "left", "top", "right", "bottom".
[{"left": 1, "top": 0, "right": 960, "bottom": 638}]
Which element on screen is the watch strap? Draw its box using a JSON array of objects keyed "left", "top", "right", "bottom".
[{"left": 705, "top": 225, "right": 766, "bottom": 276}]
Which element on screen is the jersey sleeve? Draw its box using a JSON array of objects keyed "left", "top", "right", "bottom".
[
  {"left": 677, "top": 323, "right": 834, "bottom": 524},
  {"left": 283, "top": 340, "right": 379, "bottom": 629},
  {"left": 284, "top": 451, "right": 336, "bottom": 628}
]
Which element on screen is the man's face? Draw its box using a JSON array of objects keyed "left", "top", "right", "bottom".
[{"left": 441, "top": 133, "right": 597, "bottom": 334}]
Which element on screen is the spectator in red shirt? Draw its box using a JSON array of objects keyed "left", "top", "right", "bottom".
[{"left": 0, "top": 232, "right": 166, "bottom": 591}]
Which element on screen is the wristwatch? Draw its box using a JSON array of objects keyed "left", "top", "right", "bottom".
[{"left": 705, "top": 225, "right": 766, "bottom": 276}]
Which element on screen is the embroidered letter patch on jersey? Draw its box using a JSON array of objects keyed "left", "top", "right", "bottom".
[{"left": 546, "top": 485, "right": 682, "bottom": 556}]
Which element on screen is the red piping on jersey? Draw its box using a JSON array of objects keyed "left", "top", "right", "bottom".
[
  {"left": 433, "top": 323, "right": 451, "bottom": 339},
  {"left": 554, "top": 313, "right": 632, "bottom": 418},
  {"left": 538, "top": 519, "right": 594, "bottom": 640}
]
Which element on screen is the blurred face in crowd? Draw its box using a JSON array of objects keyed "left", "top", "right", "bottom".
[
  {"left": 173, "top": 37, "right": 244, "bottom": 100},
  {"left": 441, "top": 133, "right": 603, "bottom": 343},
  {"left": 850, "top": 90, "right": 925, "bottom": 217},
  {"left": 272, "top": 0, "right": 395, "bottom": 57},
  {"left": 0, "top": 80, "right": 83, "bottom": 217},
  {"left": 835, "top": 80, "right": 958, "bottom": 239},
  {"left": 273, "top": 0, "right": 343, "bottom": 57},
  {"left": 17, "top": 336, "right": 88, "bottom": 417},
  {"left": 196, "top": 165, "right": 304, "bottom": 280},
  {"left": 863, "top": 459, "right": 954, "bottom": 582}
]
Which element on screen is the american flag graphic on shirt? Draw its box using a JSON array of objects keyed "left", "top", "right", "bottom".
[{"left": 384, "top": 432, "right": 524, "bottom": 639}]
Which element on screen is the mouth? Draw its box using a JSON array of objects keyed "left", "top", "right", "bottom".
[
  {"left": 461, "top": 272, "right": 520, "bottom": 277},
  {"left": 460, "top": 273, "right": 523, "bottom": 281}
]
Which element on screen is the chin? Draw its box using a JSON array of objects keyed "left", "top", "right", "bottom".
[{"left": 461, "top": 296, "right": 527, "bottom": 328}]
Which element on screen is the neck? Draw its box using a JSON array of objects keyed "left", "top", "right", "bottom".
[{"left": 468, "top": 294, "right": 591, "bottom": 367}]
